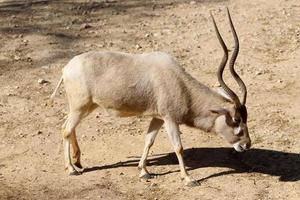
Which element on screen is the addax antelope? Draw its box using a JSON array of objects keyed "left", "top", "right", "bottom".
[{"left": 51, "top": 9, "right": 251, "bottom": 186}]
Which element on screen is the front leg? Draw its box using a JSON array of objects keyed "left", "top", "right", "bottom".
[{"left": 164, "top": 118, "right": 199, "bottom": 187}]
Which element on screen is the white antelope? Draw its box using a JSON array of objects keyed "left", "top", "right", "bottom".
[{"left": 51, "top": 9, "right": 251, "bottom": 186}]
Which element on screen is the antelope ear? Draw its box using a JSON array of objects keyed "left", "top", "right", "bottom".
[
  {"left": 214, "top": 87, "right": 234, "bottom": 102},
  {"left": 210, "top": 108, "right": 235, "bottom": 127},
  {"left": 209, "top": 108, "right": 228, "bottom": 115}
]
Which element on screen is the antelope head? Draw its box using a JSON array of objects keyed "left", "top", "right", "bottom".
[{"left": 211, "top": 9, "right": 251, "bottom": 152}]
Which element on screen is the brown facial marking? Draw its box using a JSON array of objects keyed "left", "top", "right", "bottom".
[{"left": 235, "top": 105, "right": 247, "bottom": 124}]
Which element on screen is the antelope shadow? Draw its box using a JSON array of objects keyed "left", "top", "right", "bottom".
[{"left": 83, "top": 147, "right": 300, "bottom": 182}]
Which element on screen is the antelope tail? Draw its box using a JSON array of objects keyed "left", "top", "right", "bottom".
[{"left": 49, "top": 76, "right": 63, "bottom": 105}]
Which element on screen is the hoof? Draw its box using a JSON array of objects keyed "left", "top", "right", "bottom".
[
  {"left": 140, "top": 173, "right": 154, "bottom": 179},
  {"left": 74, "top": 162, "right": 83, "bottom": 169},
  {"left": 185, "top": 180, "right": 200, "bottom": 187},
  {"left": 69, "top": 170, "right": 82, "bottom": 176}
]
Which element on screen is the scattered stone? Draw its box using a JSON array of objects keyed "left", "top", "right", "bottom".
[
  {"left": 80, "top": 23, "right": 92, "bottom": 30},
  {"left": 150, "top": 183, "right": 158, "bottom": 187},
  {"left": 135, "top": 44, "right": 142, "bottom": 50},
  {"left": 190, "top": 1, "right": 196, "bottom": 5},
  {"left": 278, "top": 49, "right": 284, "bottom": 53},
  {"left": 26, "top": 57, "right": 33, "bottom": 63},
  {"left": 255, "top": 71, "right": 263, "bottom": 75},
  {"left": 14, "top": 55, "right": 21, "bottom": 61},
  {"left": 38, "top": 79, "right": 49, "bottom": 84},
  {"left": 277, "top": 79, "right": 283, "bottom": 83},
  {"left": 145, "top": 33, "right": 150, "bottom": 38},
  {"left": 37, "top": 130, "right": 42, "bottom": 135}
]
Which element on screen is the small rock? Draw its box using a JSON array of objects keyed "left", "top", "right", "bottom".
[
  {"left": 255, "top": 71, "right": 263, "bottom": 75},
  {"left": 190, "top": 1, "right": 196, "bottom": 5},
  {"left": 277, "top": 79, "right": 283, "bottom": 83},
  {"left": 14, "top": 55, "right": 21, "bottom": 61},
  {"left": 80, "top": 23, "right": 92, "bottom": 30},
  {"left": 37, "top": 130, "right": 42, "bottom": 135},
  {"left": 278, "top": 49, "right": 284, "bottom": 53},
  {"left": 135, "top": 44, "right": 142, "bottom": 50},
  {"left": 38, "top": 79, "right": 49, "bottom": 84},
  {"left": 120, "top": 172, "right": 124, "bottom": 175},
  {"left": 145, "top": 33, "right": 150, "bottom": 38},
  {"left": 150, "top": 183, "right": 158, "bottom": 187}
]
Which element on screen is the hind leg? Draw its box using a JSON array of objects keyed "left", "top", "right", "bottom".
[
  {"left": 138, "top": 118, "right": 164, "bottom": 179},
  {"left": 62, "top": 112, "right": 83, "bottom": 175},
  {"left": 70, "top": 130, "right": 83, "bottom": 169}
]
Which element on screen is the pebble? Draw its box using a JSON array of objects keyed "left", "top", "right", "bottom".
[
  {"left": 38, "top": 79, "right": 49, "bottom": 84},
  {"left": 255, "top": 71, "right": 263, "bottom": 75},
  {"left": 80, "top": 23, "right": 92, "bottom": 30},
  {"left": 135, "top": 44, "right": 142, "bottom": 50},
  {"left": 150, "top": 183, "right": 158, "bottom": 187},
  {"left": 37, "top": 130, "right": 42, "bottom": 135},
  {"left": 14, "top": 55, "right": 21, "bottom": 61}
]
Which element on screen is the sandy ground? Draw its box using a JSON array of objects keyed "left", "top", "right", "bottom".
[{"left": 0, "top": 0, "right": 299, "bottom": 199}]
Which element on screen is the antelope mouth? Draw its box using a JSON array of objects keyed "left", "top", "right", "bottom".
[{"left": 233, "top": 142, "right": 247, "bottom": 152}]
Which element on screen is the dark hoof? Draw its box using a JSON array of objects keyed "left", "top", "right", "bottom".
[
  {"left": 186, "top": 180, "right": 200, "bottom": 187},
  {"left": 69, "top": 170, "right": 82, "bottom": 176},
  {"left": 140, "top": 173, "right": 154, "bottom": 179},
  {"left": 74, "top": 162, "right": 83, "bottom": 169}
]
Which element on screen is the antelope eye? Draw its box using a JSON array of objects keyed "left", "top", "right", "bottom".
[{"left": 233, "top": 117, "right": 241, "bottom": 125}]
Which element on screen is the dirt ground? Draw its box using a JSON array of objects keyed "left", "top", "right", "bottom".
[{"left": 0, "top": 0, "right": 299, "bottom": 199}]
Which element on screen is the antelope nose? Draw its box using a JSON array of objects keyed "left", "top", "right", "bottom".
[{"left": 245, "top": 143, "right": 251, "bottom": 149}]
